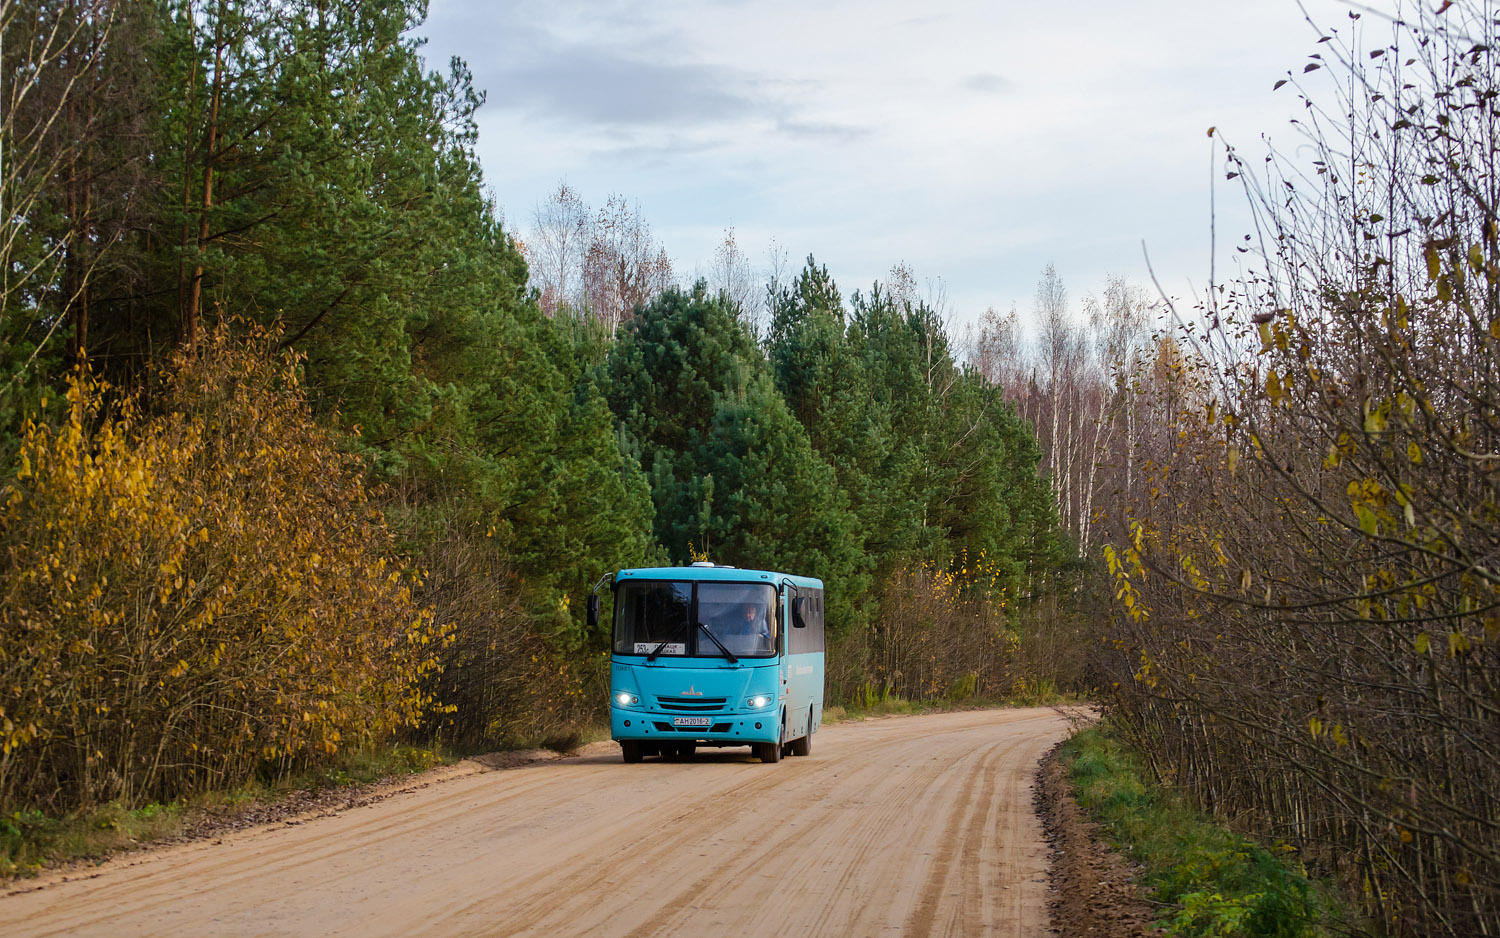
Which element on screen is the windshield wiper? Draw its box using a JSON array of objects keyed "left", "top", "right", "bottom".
[{"left": 696, "top": 623, "right": 739, "bottom": 663}]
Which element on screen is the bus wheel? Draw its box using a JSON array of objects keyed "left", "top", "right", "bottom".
[
  {"left": 788, "top": 710, "right": 812, "bottom": 757},
  {"left": 755, "top": 741, "right": 781, "bottom": 764},
  {"left": 621, "top": 740, "right": 643, "bottom": 764}
]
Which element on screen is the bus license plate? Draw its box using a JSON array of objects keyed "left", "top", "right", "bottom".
[{"left": 672, "top": 717, "right": 712, "bottom": 727}]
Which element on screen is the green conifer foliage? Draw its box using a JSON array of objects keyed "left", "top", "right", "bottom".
[
  {"left": 845, "top": 284, "right": 938, "bottom": 562},
  {"left": 854, "top": 280, "right": 1060, "bottom": 596},
  {"left": 607, "top": 283, "right": 859, "bottom": 628},
  {"left": 49, "top": 0, "right": 659, "bottom": 647},
  {"left": 765, "top": 258, "right": 884, "bottom": 608}
]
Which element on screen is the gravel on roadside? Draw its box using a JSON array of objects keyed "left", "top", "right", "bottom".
[{"left": 1035, "top": 743, "right": 1158, "bottom": 937}]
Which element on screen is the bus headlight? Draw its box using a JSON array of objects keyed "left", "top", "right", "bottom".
[
  {"left": 614, "top": 692, "right": 639, "bottom": 707},
  {"left": 747, "top": 695, "right": 773, "bottom": 709}
]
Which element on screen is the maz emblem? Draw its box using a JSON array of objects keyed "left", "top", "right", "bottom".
[{"left": 682, "top": 686, "right": 703, "bottom": 696}]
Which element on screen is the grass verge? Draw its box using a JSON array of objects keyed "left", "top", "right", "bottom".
[
  {"left": 1, "top": 743, "right": 453, "bottom": 880},
  {"left": 1060, "top": 725, "right": 1331, "bottom": 938}
]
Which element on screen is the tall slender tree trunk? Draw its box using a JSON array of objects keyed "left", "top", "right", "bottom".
[
  {"left": 183, "top": 10, "right": 225, "bottom": 356},
  {"left": 1062, "top": 382, "right": 1074, "bottom": 542},
  {"left": 74, "top": 84, "right": 96, "bottom": 365},
  {"left": 1049, "top": 373, "right": 1060, "bottom": 504},
  {"left": 176, "top": 3, "right": 200, "bottom": 349},
  {"left": 70, "top": 182, "right": 91, "bottom": 365},
  {"left": 1081, "top": 389, "right": 1108, "bottom": 554},
  {"left": 64, "top": 94, "right": 83, "bottom": 366},
  {"left": 62, "top": 26, "right": 94, "bottom": 369}
]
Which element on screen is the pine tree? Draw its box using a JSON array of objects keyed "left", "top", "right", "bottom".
[
  {"left": 607, "top": 282, "right": 860, "bottom": 629},
  {"left": 766, "top": 257, "right": 882, "bottom": 604}
]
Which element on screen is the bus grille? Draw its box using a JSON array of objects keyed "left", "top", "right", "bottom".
[{"left": 656, "top": 696, "right": 727, "bottom": 712}]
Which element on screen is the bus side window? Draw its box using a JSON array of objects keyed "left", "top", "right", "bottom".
[{"left": 788, "top": 592, "right": 825, "bottom": 655}]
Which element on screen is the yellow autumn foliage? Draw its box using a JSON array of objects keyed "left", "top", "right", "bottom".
[{"left": 0, "top": 326, "right": 446, "bottom": 812}]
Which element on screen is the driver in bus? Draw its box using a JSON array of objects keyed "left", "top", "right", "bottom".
[{"left": 729, "top": 601, "right": 773, "bottom": 653}]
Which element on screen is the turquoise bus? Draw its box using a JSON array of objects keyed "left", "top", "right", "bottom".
[{"left": 589, "top": 562, "right": 825, "bottom": 764}]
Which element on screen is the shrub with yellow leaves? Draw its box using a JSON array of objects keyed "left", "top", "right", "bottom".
[{"left": 0, "top": 325, "right": 446, "bottom": 812}]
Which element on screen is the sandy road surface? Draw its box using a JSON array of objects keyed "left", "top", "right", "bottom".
[{"left": 2, "top": 707, "right": 1071, "bottom": 938}]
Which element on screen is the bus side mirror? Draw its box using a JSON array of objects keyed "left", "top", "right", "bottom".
[
  {"left": 587, "top": 594, "right": 601, "bottom": 630},
  {"left": 792, "top": 597, "right": 808, "bottom": 628}
]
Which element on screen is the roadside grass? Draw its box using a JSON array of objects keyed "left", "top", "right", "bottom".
[
  {"left": 1061, "top": 725, "right": 1331, "bottom": 938},
  {"left": 0, "top": 743, "right": 452, "bottom": 880}
]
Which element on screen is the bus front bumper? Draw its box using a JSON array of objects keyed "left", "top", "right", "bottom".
[{"left": 610, "top": 706, "right": 780, "bottom": 746}]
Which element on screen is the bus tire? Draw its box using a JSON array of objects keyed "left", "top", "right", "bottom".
[
  {"left": 788, "top": 709, "right": 812, "bottom": 757},
  {"left": 621, "top": 740, "right": 643, "bottom": 764},
  {"left": 756, "top": 741, "right": 781, "bottom": 763},
  {"left": 675, "top": 743, "right": 695, "bottom": 760}
]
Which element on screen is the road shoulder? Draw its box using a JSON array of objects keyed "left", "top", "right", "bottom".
[{"left": 1035, "top": 742, "right": 1156, "bottom": 936}]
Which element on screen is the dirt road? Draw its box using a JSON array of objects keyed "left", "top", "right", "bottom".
[{"left": 2, "top": 707, "right": 1071, "bottom": 938}]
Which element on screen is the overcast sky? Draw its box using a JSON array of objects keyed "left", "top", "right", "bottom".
[{"left": 413, "top": 0, "right": 1359, "bottom": 330}]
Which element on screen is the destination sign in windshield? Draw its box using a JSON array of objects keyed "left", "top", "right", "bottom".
[{"left": 635, "top": 642, "right": 685, "bottom": 654}]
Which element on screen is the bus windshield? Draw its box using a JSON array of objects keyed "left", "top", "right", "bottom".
[{"left": 614, "top": 581, "right": 778, "bottom": 658}]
